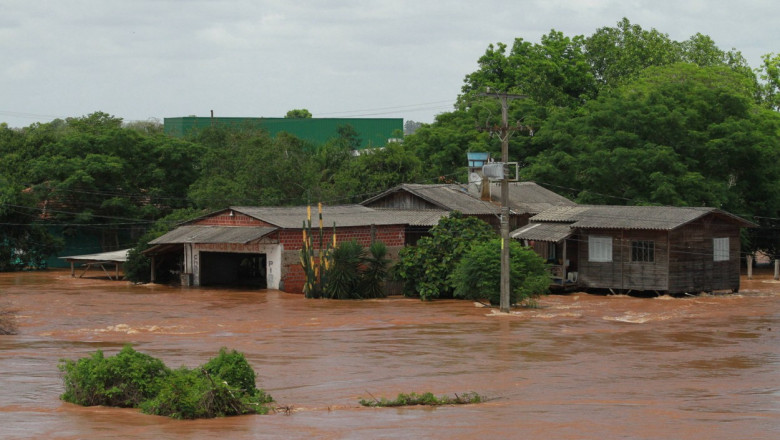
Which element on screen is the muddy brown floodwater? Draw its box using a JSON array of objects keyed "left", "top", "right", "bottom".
[{"left": 1, "top": 269, "right": 779, "bottom": 439}]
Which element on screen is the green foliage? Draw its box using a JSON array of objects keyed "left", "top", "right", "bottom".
[
  {"left": 140, "top": 366, "right": 272, "bottom": 420},
  {"left": 59, "top": 346, "right": 273, "bottom": 419},
  {"left": 301, "top": 229, "right": 391, "bottom": 299},
  {"left": 359, "top": 392, "right": 484, "bottom": 407},
  {"left": 0, "top": 175, "right": 62, "bottom": 270},
  {"left": 757, "top": 52, "right": 780, "bottom": 111},
  {"left": 325, "top": 239, "right": 365, "bottom": 299},
  {"left": 320, "top": 142, "right": 423, "bottom": 203},
  {"left": 521, "top": 63, "right": 780, "bottom": 252},
  {"left": 202, "top": 348, "right": 261, "bottom": 397},
  {"left": 284, "top": 108, "right": 312, "bottom": 118},
  {"left": 324, "top": 239, "right": 392, "bottom": 299},
  {"left": 188, "top": 126, "right": 317, "bottom": 209},
  {"left": 59, "top": 345, "right": 170, "bottom": 408},
  {"left": 452, "top": 239, "right": 549, "bottom": 306},
  {"left": 394, "top": 213, "right": 495, "bottom": 300},
  {"left": 360, "top": 241, "right": 391, "bottom": 298}
]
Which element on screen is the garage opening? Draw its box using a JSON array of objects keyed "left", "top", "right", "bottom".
[{"left": 199, "top": 252, "right": 267, "bottom": 288}]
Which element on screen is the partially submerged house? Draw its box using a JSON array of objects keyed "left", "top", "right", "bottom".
[
  {"left": 143, "top": 205, "right": 445, "bottom": 292},
  {"left": 511, "top": 205, "right": 755, "bottom": 294},
  {"left": 361, "top": 182, "right": 574, "bottom": 240}
]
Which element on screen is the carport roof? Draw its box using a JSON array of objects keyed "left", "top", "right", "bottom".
[
  {"left": 510, "top": 222, "right": 573, "bottom": 243},
  {"left": 149, "top": 225, "right": 278, "bottom": 244}
]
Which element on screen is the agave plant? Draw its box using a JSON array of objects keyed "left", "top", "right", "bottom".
[
  {"left": 325, "top": 240, "right": 365, "bottom": 299},
  {"left": 360, "top": 241, "right": 390, "bottom": 298}
]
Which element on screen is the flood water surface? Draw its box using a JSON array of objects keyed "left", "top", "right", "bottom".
[{"left": 1, "top": 270, "right": 779, "bottom": 439}]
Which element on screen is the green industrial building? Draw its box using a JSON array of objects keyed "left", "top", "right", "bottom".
[{"left": 164, "top": 117, "right": 403, "bottom": 149}]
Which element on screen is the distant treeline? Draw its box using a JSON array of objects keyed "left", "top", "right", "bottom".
[{"left": 1, "top": 18, "right": 778, "bottom": 267}]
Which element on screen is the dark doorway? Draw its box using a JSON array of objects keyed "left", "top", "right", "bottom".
[{"left": 199, "top": 252, "right": 267, "bottom": 288}]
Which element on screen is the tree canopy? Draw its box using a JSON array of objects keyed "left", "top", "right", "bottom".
[
  {"left": 405, "top": 18, "right": 780, "bottom": 257},
  {"left": 285, "top": 108, "right": 313, "bottom": 118},
  {"left": 1, "top": 17, "right": 778, "bottom": 268}
]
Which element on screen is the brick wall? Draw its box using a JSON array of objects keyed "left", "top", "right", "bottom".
[{"left": 280, "top": 224, "right": 406, "bottom": 293}]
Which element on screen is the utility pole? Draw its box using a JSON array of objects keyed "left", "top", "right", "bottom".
[{"left": 478, "top": 90, "right": 526, "bottom": 313}]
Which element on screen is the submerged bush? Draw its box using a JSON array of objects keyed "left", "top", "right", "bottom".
[
  {"left": 452, "top": 239, "right": 550, "bottom": 306},
  {"left": 59, "top": 345, "right": 169, "bottom": 407},
  {"left": 359, "top": 391, "right": 484, "bottom": 407},
  {"left": 140, "top": 366, "right": 273, "bottom": 419},
  {"left": 59, "top": 346, "right": 273, "bottom": 419}
]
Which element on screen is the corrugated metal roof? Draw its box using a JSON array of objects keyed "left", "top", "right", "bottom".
[
  {"left": 59, "top": 249, "right": 131, "bottom": 263},
  {"left": 510, "top": 222, "right": 573, "bottom": 242},
  {"left": 530, "top": 205, "right": 755, "bottom": 230},
  {"left": 149, "top": 226, "right": 277, "bottom": 244},
  {"left": 490, "top": 182, "right": 577, "bottom": 214},
  {"left": 362, "top": 184, "right": 501, "bottom": 215},
  {"left": 371, "top": 209, "right": 449, "bottom": 226},
  {"left": 232, "top": 205, "right": 425, "bottom": 228}
]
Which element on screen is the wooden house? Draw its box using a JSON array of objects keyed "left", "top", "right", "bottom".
[
  {"left": 361, "top": 182, "right": 574, "bottom": 241},
  {"left": 511, "top": 205, "right": 755, "bottom": 294},
  {"left": 143, "top": 205, "right": 445, "bottom": 293}
]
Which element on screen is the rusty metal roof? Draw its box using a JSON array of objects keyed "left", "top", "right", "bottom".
[
  {"left": 149, "top": 225, "right": 278, "bottom": 244},
  {"left": 530, "top": 205, "right": 755, "bottom": 230},
  {"left": 510, "top": 222, "right": 573, "bottom": 242}
]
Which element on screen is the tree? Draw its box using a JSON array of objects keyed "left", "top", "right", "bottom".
[
  {"left": 322, "top": 141, "right": 422, "bottom": 203},
  {"left": 188, "top": 127, "right": 316, "bottom": 208},
  {"left": 452, "top": 239, "right": 549, "bottom": 306},
  {"left": 285, "top": 108, "right": 312, "bottom": 119},
  {"left": 585, "top": 17, "right": 683, "bottom": 88},
  {"left": 0, "top": 175, "right": 62, "bottom": 270},
  {"left": 522, "top": 63, "right": 780, "bottom": 254},
  {"left": 757, "top": 53, "right": 780, "bottom": 111},
  {"left": 394, "top": 213, "right": 495, "bottom": 300},
  {"left": 403, "top": 120, "right": 423, "bottom": 135},
  {"left": 336, "top": 123, "right": 362, "bottom": 150}
]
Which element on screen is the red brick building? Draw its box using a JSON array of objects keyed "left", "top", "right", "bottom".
[{"left": 144, "top": 205, "right": 445, "bottom": 293}]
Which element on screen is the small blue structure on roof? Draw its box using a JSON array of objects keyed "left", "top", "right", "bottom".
[{"left": 467, "top": 152, "right": 490, "bottom": 168}]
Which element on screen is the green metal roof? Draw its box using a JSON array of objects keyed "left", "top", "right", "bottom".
[{"left": 163, "top": 117, "right": 402, "bottom": 149}]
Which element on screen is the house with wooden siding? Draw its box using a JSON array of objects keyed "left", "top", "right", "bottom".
[
  {"left": 511, "top": 205, "right": 755, "bottom": 294},
  {"left": 361, "top": 182, "right": 574, "bottom": 240},
  {"left": 143, "top": 205, "right": 446, "bottom": 293}
]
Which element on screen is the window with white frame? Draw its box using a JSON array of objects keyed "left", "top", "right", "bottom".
[
  {"left": 588, "top": 236, "right": 612, "bottom": 262},
  {"left": 713, "top": 237, "right": 729, "bottom": 261}
]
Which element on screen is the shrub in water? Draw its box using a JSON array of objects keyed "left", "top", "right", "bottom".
[
  {"left": 59, "top": 345, "right": 169, "bottom": 408},
  {"left": 139, "top": 366, "right": 272, "bottom": 419},
  {"left": 202, "top": 348, "right": 259, "bottom": 396},
  {"left": 60, "top": 346, "right": 273, "bottom": 419},
  {"left": 359, "top": 391, "right": 484, "bottom": 407},
  {"left": 452, "top": 239, "right": 550, "bottom": 306}
]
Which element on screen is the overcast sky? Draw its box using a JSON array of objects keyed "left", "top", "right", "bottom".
[{"left": 1, "top": 0, "right": 777, "bottom": 128}]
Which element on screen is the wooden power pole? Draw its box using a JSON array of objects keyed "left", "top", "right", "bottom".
[{"left": 479, "top": 90, "right": 526, "bottom": 313}]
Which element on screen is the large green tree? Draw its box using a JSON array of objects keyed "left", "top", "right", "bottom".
[
  {"left": 188, "top": 126, "right": 317, "bottom": 209},
  {"left": 0, "top": 112, "right": 204, "bottom": 261},
  {"left": 522, "top": 63, "right": 780, "bottom": 253}
]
